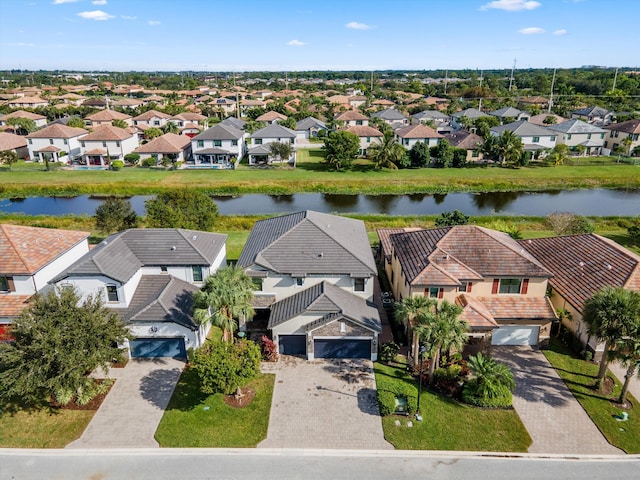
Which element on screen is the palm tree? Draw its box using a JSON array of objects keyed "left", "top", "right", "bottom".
[
  {"left": 495, "top": 130, "right": 523, "bottom": 166},
  {"left": 395, "top": 296, "right": 433, "bottom": 363},
  {"left": 620, "top": 137, "right": 633, "bottom": 156},
  {"left": 610, "top": 330, "right": 640, "bottom": 406},
  {"left": 367, "top": 131, "right": 404, "bottom": 170},
  {"left": 583, "top": 287, "right": 640, "bottom": 391},
  {"left": 162, "top": 122, "right": 181, "bottom": 135},
  {"left": 193, "top": 265, "right": 255, "bottom": 343},
  {"left": 467, "top": 353, "right": 515, "bottom": 399}
]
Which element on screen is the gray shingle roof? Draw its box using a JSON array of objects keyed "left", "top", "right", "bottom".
[
  {"left": 371, "top": 108, "right": 407, "bottom": 121},
  {"left": 491, "top": 120, "right": 555, "bottom": 137},
  {"left": 237, "top": 211, "right": 376, "bottom": 277},
  {"left": 452, "top": 108, "right": 489, "bottom": 119},
  {"left": 193, "top": 123, "right": 244, "bottom": 141},
  {"left": 489, "top": 107, "right": 526, "bottom": 118},
  {"left": 296, "top": 117, "right": 327, "bottom": 130},
  {"left": 546, "top": 119, "right": 607, "bottom": 134},
  {"left": 55, "top": 229, "right": 227, "bottom": 283},
  {"left": 220, "top": 116, "right": 246, "bottom": 130},
  {"left": 247, "top": 144, "right": 273, "bottom": 155},
  {"left": 251, "top": 123, "right": 296, "bottom": 139},
  {"left": 268, "top": 281, "right": 381, "bottom": 332},
  {"left": 572, "top": 106, "right": 610, "bottom": 116},
  {"left": 413, "top": 110, "right": 450, "bottom": 121},
  {"left": 121, "top": 275, "right": 199, "bottom": 330}
]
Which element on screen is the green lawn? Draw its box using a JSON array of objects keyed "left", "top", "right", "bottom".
[
  {"left": 2, "top": 153, "right": 639, "bottom": 197},
  {"left": 155, "top": 368, "right": 275, "bottom": 448},
  {"left": 543, "top": 339, "right": 640, "bottom": 454},
  {"left": 374, "top": 361, "right": 532, "bottom": 452},
  {"left": 0, "top": 408, "right": 94, "bottom": 448}
]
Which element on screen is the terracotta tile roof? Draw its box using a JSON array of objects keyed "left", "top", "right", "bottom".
[
  {"left": 0, "top": 224, "right": 89, "bottom": 275},
  {"left": 84, "top": 148, "right": 107, "bottom": 155},
  {"left": 111, "top": 98, "right": 143, "bottom": 107},
  {"left": 444, "top": 131, "right": 483, "bottom": 149},
  {"left": 256, "top": 111, "right": 288, "bottom": 121},
  {"left": 80, "top": 124, "right": 135, "bottom": 141},
  {"left": 604, "top": 119, "right": 640, "bottom": 135},
  {"left": 519, "top": 234, "right": 640, "bottom": 312},
  {"left": 35, "top": 145, "right": 61, "bottom": 153},
  {"left": 336, "top": 110, "right": 368, "bottom": 121},
  {"left": 373, "top": 99, "right": 395, "bottom": 106},
  {"left": 528, "top": 114, "right": 567, "bottom": 126},
  {"left": 476, "top": 296, "right": 557, "bottom": 320},
  {"left": 181, "top": 122, "right": 200, "bottom": 131},
  {"left": 456, "top": 294, "right": 499, "bottom": 329},
  {"left": 85, "top": 110, "right": 132, "bottom": 122},
  {"left": 171, "top": 112, "right": 206, "bottom": 121},
  {"left": 395, "top": 124, "right": 443, "bottom": 139},
  {"left": 26, "top": 124, "right": 88, "bottom": 139},
  {"left": 9, "top": 96, "right": 48, "bottom": 105},
  {"left": 4, "top": 110, "right": 46, "bottom": 121},
  {"left": 0, "top": 295, "right": 32, "bottom": 318},
  {"left": 132, "top": 110, "right": 171, "bottom": 121},
  {"left": 346, "top": 125, "right": 383, "bottom": 137},
  {"left": 133, "top": 133, "right": 190, "bottom": 154},
  {"left": 0, "top": 132, "right": 27, "bottom": 150}
]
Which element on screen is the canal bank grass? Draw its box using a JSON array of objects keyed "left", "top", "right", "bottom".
[
  {"left": 374, "top": 361, "right": 532, "bottom": 452},
  {"left": 1, "top": 153, "right": 639, "bottom": 197},
  {"left": 0, "top": 408, "right": 94, "bottom": 448}
]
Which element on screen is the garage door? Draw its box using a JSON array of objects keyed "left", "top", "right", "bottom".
[
  {"left": 130, "top": 338, "right": 186, "bottom": 358},
  {"left": 314, "top": 339, "right": 371, "bottom": 359},
  {"left": 278, "top": 335, "right": 307, "bottom": 356},
  {"left": 491, "top": 326, "right": 539, "bottom": 346}
]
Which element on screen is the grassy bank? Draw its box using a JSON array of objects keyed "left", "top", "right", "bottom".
[{"left": 1, "top": 152, "right": 639, "bottom": 197}]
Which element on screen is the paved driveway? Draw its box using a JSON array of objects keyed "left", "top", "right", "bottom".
[
  {"left": 492, "top": 347, "right": 622, "bottom": 455},
  {"left": 66, "top": 358, "right": 184, "bottom": 449},
  {"left": 609, "top": 361, "right": 640, "bottom": 402},
  {"left": 258, "top": 356, "right": 393, "bottom": 450}
]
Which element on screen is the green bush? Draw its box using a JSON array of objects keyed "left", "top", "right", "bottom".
[
  {"left": 124, "top": 153, "right": 140, "bottom": 165},
  {"left": 110, "top": 160, "right": 124, "bottom": 171},
  {"left": 141, "top": 157, "right": 157, "bottom": 168},
  {"left": 462, "top": 379, "right": 513, "bottom": 408},
  {"left": 376, "top": 373, "right": 418, "bottom": 416},
  {"left": 378, "top": 341, "right": 399, "bottom": 363},
  {"left": 377, "top": 390, "right": 397, "bottom": 416}
]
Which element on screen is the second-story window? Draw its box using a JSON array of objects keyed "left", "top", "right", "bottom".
[
  {"left": 499, "top": 279, "right": 522, "bottom": 294},
  {"left": 106, "top": 285, "right": 119, "bottom": 302},
  {"left": 354, "top": 278, "right": 365, "bottom": 292},
  {"left": 192, "top": 266, "right": 203, "bottom": 282}
]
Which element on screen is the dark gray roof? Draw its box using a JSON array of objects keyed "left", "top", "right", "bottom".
[
  {"left": 251, "top": 123, "right": 296, "bottom": 139},
  {"left": 221, "top": 116, "right": 246, "bottom": 130},
  {"left": 248, "top": 144, "right": 273, "bottom": 155},
  {"left": 413, "top": 110, "right": 449, "bottom": 120},
  {"left": 121, "top": 275, "right": 199, "bottom": 330},
  {"left": 572, "top": 106, "right": 610, "bottom": 117},
  {"left": 296, "top": 117, "right": 327, "bottom": 131},
  {"left": 546, "top": 118, "right": 607, "bottom": 134},
  {"left": 193, "top": 123, "right": 244, "bottom": 141},
  {"left": 489, "top": 107, "right": 526, "bottom": 118},
  {"left": 55, "top": 229, "right": 227, "bottom": 283},
  {"left": 371, "top": 108, "right": 407, "bottom": 121},
  {"left": 268, "top": 281, "right": 381, "bottom": 332},
  {"left": 491, "top": 120, "right": 555, "bottom": 137},
  {"left": 237, "top": 211, "right": 376, "bottom": 277}
]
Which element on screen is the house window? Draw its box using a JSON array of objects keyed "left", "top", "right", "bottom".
[
  {"left": 102, "top": 142, "right": 107, "bottom": 147},
  {"left": 472, "top": 150, "right": 479, "bottom": 158},
  {"left": 81, "top": 141, "right": 85, "bottom": 147},
  {"left": 600, "top": 133, "right": 604, "bottom": 139},
  {"left": 366, "top": 137, "right": 371, "bottom": 142},
  {"left": 587, "top": 133, "right": 591, "bottom": 140},
  {"left": 116, "top": 141, "right": 120, "bottom": 147},
  {"left": 232, "top": 140, "right": 238, "bottom": 146},
  {"left": 214, "top": 140, "right": 222, "bottom": 147},
  {"left": 567, "top": 134, "right": 572, "bottom": 140},
  {"left": 499, "top": 278, "right": 522, "bottom": 294},
  {"left": 532, "top": 136, "right": 540, "bottom": 143},
  {"left": 106, "top": 285, "right": 119, "bottom": 302},
  {"left": 634, "top": 134, "right": 639, "bottom": 141},
  {"left": 160, "top": 266, "right": 168, "bottom": 273},
  {"left": 251, "top": 278, "right": 263, "bottom": 291},
  {"left": 197, "top": 140, "right": 204, "bottom": 148},
  {"left": 28, "top": 139, "right": 33, "bottom": 144},
  {"left": 255, "top": 138, "right": 262, "bottom": 145},
  {"left": 403, "top": 138, "right": 409, "bottom": 145},
  {"left": 354, "top": 278, "right": 365, "bottom": 292},
  {"left": 356, "top": 120, "right": 363, "bottom": 126},
  {"left": 49, "top": 139, "right": 54, "bottom": 144},
  {"left": 192, "top": 266, "right": 203, "bottom": 283},
  {"left": 63, "top": 139, "right": 68, "bottom": 145},
  {"left": 340, "top": 322, "right": 346, "bottom": 333},
  {"left": 458, "top": 282, "right": 468, "bottom": 293},
  {"left": 294, "top": 277, "right": 304, "bottom": 287},
  {"left": 425, "top": 287, "right": 439, "bottom": 298},
  {"left": 0, "top": 276, "right": 13, "bottom": 292},
  {"left": 551, "top": 136, "right": 556, "bottom": 142},
  {"left": 153, "top": 120, "right": 160, "bottom": 126}
]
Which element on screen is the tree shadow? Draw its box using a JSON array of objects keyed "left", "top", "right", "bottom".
[
  {"left": 139, "top": 367, "right": 184, "bottom": 410},
  {"left": 155, "top": 368, "right": 208, "bottom": 412},
  {"left": 357, "top": 387, "right": 382, "bottom": 416}
]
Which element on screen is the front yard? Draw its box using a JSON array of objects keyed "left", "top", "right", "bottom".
[
  {"left": 374, "top": 361, "right": 531, "bottom": 452},
  {"left": 543, "top": 339, "right": 640, "bottom": 453},
  {"left": 0, "top": 408, "right": 94, "bottom": 448}
]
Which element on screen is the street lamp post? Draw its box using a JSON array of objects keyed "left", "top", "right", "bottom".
[{"left": 416, "top": 345, "right": 427, "bottom": 422}]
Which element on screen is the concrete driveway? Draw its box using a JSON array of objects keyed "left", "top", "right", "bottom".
[
  {"left": 66, "top": 358, "right": 184, "bottom": 449},
  {"left": 492, "top": 346, "right": 622, "bottom": 455},
  {"left": 609, "top": 361, "right": 640, "bottom": 403},
  {"left": 258, "top": 356, "right": 393, "bottom": 450}
]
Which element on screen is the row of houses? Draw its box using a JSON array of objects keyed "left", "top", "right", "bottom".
[{"left": 2, "top": 212, "right": 639, "bottom": 361}]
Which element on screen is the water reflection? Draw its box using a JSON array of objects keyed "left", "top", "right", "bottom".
[{"left": 472, "top": 191, "right": 521, "bottom": 212}]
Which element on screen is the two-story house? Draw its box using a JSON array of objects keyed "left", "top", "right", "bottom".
[
  {"left": 238, "top": 211, "right": 381, "bottom": 360},
  {"left": 345, "top": 125, "right": 384, "bottom": 156},
  {"left": 490, "top": 120, "right": 557, "bottom": 152},
  {"left": 489, "top": 107, "right": 530, "bottom": 124},
  {"left": 248, "top": 124, "right": 296, "bottom": 165},
  {"left": 52, "top": 229, "right": 227, "bottom": 358},
  {"left": 256, "top": 111, "right": 287, "bottom": 125},
  {"left": 335, "top": 110, "right": 369, "bottom": 127},
  {"left": 295, "top": 117, "right": 327, "bottom": 140},
  {"left": 79, "top": 124, "right": 139, "bottom": 167},
  {"left": 371, "top": 108, "right": 409, "bottom": 129},
  {"left": 451, "top": 108, "right": 490, "bottom": 130},
  {"left": 84, "top": 110, "right": 133, "bottom": 127},
  {"left": 378, "top": 225, "right": 556, "bottom": 358},
  {"left": 131, "top": 110, "right": 171, "bottom": 128},
  {"left": 571, "top": 106, "right": 614, "bottom": 126},
  {"left": 546, "top": 119, "right": 607, "bottom": 155},
  {"left": 603, "top": 119, "right": 640, "bottom": 155},
  {"left": 0, "top": 110, "right": 48, "bottom": 129},
  {"left": 26, "top": 124, "right": 88, "bottom": 164},
  {"left": 0, "top": 225, "right": 90, "bottom": 337},
  {"left": 394, "top": 124, "right": 442, "bottom": 149},
  {"left": 412, "top": 110, "right": 451, "bottom": 132},
  {"left": 191, "top": 123, "right": 246, "bottom": 168}
]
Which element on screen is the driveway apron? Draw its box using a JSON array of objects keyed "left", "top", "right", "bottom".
[
  {"left": 258, "top": 356, "right": 393, "bottom": 450},
  {"left": 492, "top": 346, "right": 622, "bottom": 455},
  {"left": 609, "top": 361, "right": 640, "bottom": 403},
  {"left": 66, "top": 358, "right": 184, "bottom": 448}
]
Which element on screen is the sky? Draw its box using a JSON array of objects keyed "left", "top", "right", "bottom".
[{"left": 0, "top": 0, "right": 638, "bottom": 72}]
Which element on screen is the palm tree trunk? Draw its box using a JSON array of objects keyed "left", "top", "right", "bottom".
[
  {"left": 595, "top": 340, "right": 610, "bottom": 391},
  {"left": 617, "top": 364, "right": 635, "bottom": 405},
  {"left": 428, "top": 346, "right": 441, "bottom": 385}
]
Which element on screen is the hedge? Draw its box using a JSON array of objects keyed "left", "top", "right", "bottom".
[
  {"left": 461, "top": 379, "right": 513, "bottom": 408},
  {"left": 376, "top": 375, "right": 418, "bottom": 416}
]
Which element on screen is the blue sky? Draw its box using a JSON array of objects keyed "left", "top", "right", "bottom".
[{"left": 0, "top": 0, "right": 638, "bottom": 71}]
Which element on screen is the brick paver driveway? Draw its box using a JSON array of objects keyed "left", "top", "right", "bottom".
[
  {"left": 258, "top": 356, "right": 393, "bottom": 450},
  {"left": 492, "top": 346, "right": 622, "bottom": 455}
]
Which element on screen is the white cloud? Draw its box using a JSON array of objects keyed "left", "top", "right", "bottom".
[
  {"left": 518, "top": 27, "right": 545, "bottom": 34},
  {"left": 77, "top": 10, "right": 114, "bottom": 20},
  {"left": 480, "top": 0, "right": 541, "bottom": 11},
  {"left": 92, "top": 0, "right": 107, "bottom": 5},
  {"left": 345, "top": 21, "right": 372, "bottom": 30},
  {"left": 52, "top": 0, "right": 80, "bottom": 4},
  {"left": 148, "top": 20, "right": 161, "bottom": 26},
  {"left": 287, "top": 39, "right": 306, "bottom": 46},
  {"left": 553, "top": 29, "right": 567, "bottom": 35},
  {"left": 121, "top": 15, "right": 136, "bottom": 20}
]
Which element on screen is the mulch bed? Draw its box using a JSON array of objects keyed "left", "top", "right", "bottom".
[
  {"left": 49, "top": 380, "right": 113, "bottom": 411},
  {"left": 223, "top": 387, "right": 255, "bottom": 408}
]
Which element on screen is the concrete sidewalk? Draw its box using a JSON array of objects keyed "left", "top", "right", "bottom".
[{"left": 66, "top": 358, "right": 184, "bottom": 449}]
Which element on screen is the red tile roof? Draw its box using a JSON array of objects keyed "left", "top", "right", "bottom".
[
  {"left": 85, "top": 110, "right": 131, "bottom": 122},
  {"left": 26, "top": 124, "right": 88, "bottom": 139},
  {"left": 604, "top": 119, "right": 640, "bottom": 135},
  {"left": 134, "top": 133, "right": 190, "bottom": 154},
  {"left": 336, "top": 110, "right": 368, "bottom": 121},
  {"left": 395, "top": 124, "right": 443, "bottom": 139},
  {"left": 456, "top": 294, "right": 499, "bottom": 329},
  {"left": 81, "top": 124, "right": 135, "bottom": 141},
  {"left": 346, "top": 125, "right": 383, "bottom": 137},
  {"left": 256, "top": 111, "right": 287, "bottom": 121},
  {"left": 0, "top": 132, "right": 27, "bottom": 151},
  {"left": 0, "top": 295, "right": 32, "bottom": 318},
  {"left": 477, "top": 296, "right": 557, "bottom": 320}
]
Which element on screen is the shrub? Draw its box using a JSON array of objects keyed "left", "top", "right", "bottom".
[
  {"left": 546, "top": 212, "right": 594, "bottom": 235},
  {"left": 145, "top": 190, "right": 218, "bottom": 230},
  {"left": 435, "top": 210, "right": 469, "bottom": 227},
  {"left": 628, "top": 223, "right": 640, "bottom": 243},
  {"left": 462, "top": 379, "right": 513, "bottom": 408},
  {"left": 432, "top": 364, "right": 465, "bottom": 397},
  {"left": 378, "top": 341, "right": 399, "bottom": 363},
  {"left": 124, "top": 153, "right": 140, "bottom": 165},
  {"left": 376, "top": 373, "right": 418, "bottom": 416},
  {"left": 141, "top": 157, "right": 157, "bottom": 168},
  {"left": 110, "top": 160, "right": 124, "bottom": 171},
  {"left": 260, "top": 335, "right": 278, "bottom": 362}
]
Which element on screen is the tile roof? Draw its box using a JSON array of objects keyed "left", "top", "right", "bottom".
[
  {"left": 35, "top": 145, "right": 61, "bottom": 153},
  {"left": 395, "top": 124, "right": 442, "bottom": 139},
  {"left": 452, "top": 108, "right": 489, "bottom": 119},
  {"left": 0, "top": 295, "right": 32, "bottom": 318},
  {"left": 4, "top": 110, "right": 46, "bottom": 121},
  {"left": 335, "top": 110, "right": 368, "bottom": 121},
  {"left": 251, "top": 123, "right": 296, "bottom": 139},
  {"left": 413, "top": 110, "right": 450, "bottom": 120},
  {"left": 26, "top": 124, "right": 88, "bottom": 139},
  {"left": 491, "top": 120, "right": 555, "bottom": 137},
  {"left": 237, "top": 211, "right": 376, "bottom": 277},
  {"left": 256, "top": 111, "right": 288, "bottom": 121},
  {"left": 268, "top": 281, "right": 381, "bottom": 332},
  {"left": 0, "top": 224, "right": 89, "bottom": 275},
  {"left": 443, "top": 131, "right": 483, "bottom": 149},
  {"left": 572, "top": 106, "right": 610, "bottom": 117},
  {"left": 80, "top": 124, "right": 136, "bottom": 141},
  {"left": 133, "top": 133, "right": 190, "bottom": 154},
  {"left": 85, "top": 110, "right": 131, "bottom": 122},
  {"left": 489, "top": 107, "right": 526, "bottom": 118},
  {"left": 296, "top": 117, "right": 327, "bottom": 130},
  {"left": 0, "top": 132, "right": 27, "bottom": 150},
  {"left": 84, "top": 148, "right": 107, "bottom": 155},
  {"left": 377, "top": 228, "right": 422, "bottom": 262},
  {"left": 477, "top": 296, "right": 557, "bottom": 320},
  {"left": 171, "top": 112, "right": 207, "bottom": 121},
  {"left": 220, "top": 116, "right": 246, "bottom": 129},
  {"left": 519, "top": 234, "right": 640, "bottom": 312},
  {"left": 193, "top": 123, "right": 244, "bottom": 141},
  {"left": 456, "top": 294, "right": 499, "bottom": 330},
  {"left": 371, "top": 108, "right": 407, "bottom": 121},
  {"left": 604, "top": 119, "right": 640, "bottom": 135},
  {"left": 346, "top": 125, "right": 383, "bottom": 137},
  {"left": 132, "top": 110, "right": 171, "bottom": 121},
  {"left": 547, "top": 119, "right": 607, "bottom": 134},
  {"left": 528, "top": 114, "right": 567, "bottom": 126}
]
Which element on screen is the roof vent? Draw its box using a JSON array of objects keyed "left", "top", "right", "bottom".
[
  {"left": 101, "top": 240, "right": 108, "bottom": 246},
  {"left": 579, "top": 261, "right": 585, "bottom": 267},
  {"left": 606, "top": 264, "right": 613, "bottom": 270},
  {"left": 192, "top": 235, "right": 197, "bottom": 240},
  {"left": 170, "top": 246, "right": 177, "bottom": 251}
]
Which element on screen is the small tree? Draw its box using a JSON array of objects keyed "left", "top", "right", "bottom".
[
  {"left": 610, "top": 331, "right": 640, "bottom": 406},
  {"left": 5, "top": 117, "right": 37, "bottom": 136},
  {"left": 462, "top": 353, "right": 515, "bottom": 407},
  {"left": 111, "top": 119, "right": 128, "bottom": 129},
  {"left": 431, "top": 139, "right": 454, "bottom": 168},
  {"left": 408, "top": 141, "right": 431, "bottom": 168},
  {"left": 543, "top": 115, "right": 557, "bottom": 125},
  {"left": 0, "top": 288, "right": 130, "bottom": 408},
  {"left": 144, "top": 127, "right": 163, "bottom": 140},
  {"left": 0, "top": 150, "right": 19, "bottom": 170},
  {"left": 94, "top": 197, "right": 138, "bottom": 234},
  {"left": 323, "top": 130, "right": 359, "bottom": 171},
  {"left": 269, "top": 141, "right": 293, "bottom": 165},
  {"left": 545, "top": 212, "right": 594, "bottom": 235},
  {"left": 552, "top": 144, "right": 570, "bottom": 166},
  {"left": 145, "top": 190, "right": 218, "bottom": 230},
  {"left": 435, "top": 210, "right": 470, "bottom": 227},
  {"left": 367, "top": 131, "right": 404, "bottom": 170},
  {"left": 161, "top": 122, "right": 181, "bottom": 135}
]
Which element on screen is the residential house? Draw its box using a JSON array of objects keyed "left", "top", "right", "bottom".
[
  {"left": 84, "top": 109, "right": 133, "bottom": 127},
  {"left": 79, "top": 124, "right": 139, "bottom": 167},
  {"left": 210, "top": 97, "right": 237, "bottom": 115},
  {"left": 220, "top": 116, "right": 246, "bottom": 130},
  {"left": 603, "top": 119, "right": 640, "bottom": 154},
  {"left": 7, "top": 96, "right": 48, "bottom": 109},
  {"left": 169, "top": 112, "right": 207, "bottom": 128},
  {"left": 451, "top": 108, "right": 490, "bottom": 130},
  {"left": 346, "top": 125, "right": 384, "bottom": 156},
  {"left": 111, "top": 98, "right": 143, "bottom": 110},
  {"left": 379, "top": 225, "right": 556, "bottom": 355},
  {"left": 26, "top": 124, "right": 88, "bottom": 164},
  {"left": 423, "top": 96, "right": 450, "bottom": 111},
  {"left": 1, "top": 110, "right": 48, "bottom": 129},
  {"left": 248, "top": 124, "right": 296, "bottom": 165},
  {"left": 394, "top": 124, "right": 442, "bottom": 150},
  {"left": 335, "top": 110, "right": 369, "bottom": 127},
  {"left": 237, "top": 211, "right": 381, "bottom": 360},
  {"left": 546, "top": 119, "right": 607, "bottom": 155},
  {"left": 295, "top": 117, "right": 327, "bottom": 140},
  {"left": 520, "top": 234, "right": 640, "bottom": 360},
  {"left": 372, "top": 99, "right": 395, "bottom": 109},
  {"left": 412, "top": 110, "right": 451, "bottom": 131},
  {"left": 81, "top": 97, "right": 107, "bottom": 109},
  {"left": 348, "top": 95, "right": 367, "bottom": 109},
  {"left": 490, "top": 120, "right": 557, "bottom": 153},
  {"left": 0, "top": 225, "right": 90, "bottom": 336},
  {"left": 131, "top": 110, "right": 171, "bottom": 128},
  {"left": 518, "top": 96, "right": 549, "bottom": 110},
  {"left": 256, "top": 111, "right": 288, "bottom": 125},
  {"left": 571, "top": 106, "right": 614, "bottom": 126},
  {"left": 0, "top": 132, "right": 28, "bottom": 159},
  {"left": 240, "top": 99, "right": 268, "bottom": 116},
  {"left": 371, "top": 108, "right": 409, "bottom": 128},
  {"left": 191, "top": 123, "right": 245, "bottom": 168},
  {"left": 489, "top": 107, "right": 530, "bottom": 123},
  {"left": 52, "top": 229, "right": 228, "bottom": 358},
  {"left": 443, "top": 130, "right": 484, "bottom": 162},
  {"left": 133, "top": 133, "right": 192, "bottom": 165},
  {"left": 528, "top": 113, "right": 567, "bottom": 126}
]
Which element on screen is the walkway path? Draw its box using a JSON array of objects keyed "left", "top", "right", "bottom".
[{"left": 609, "top": 361, "right": 640, "bottom": 404}]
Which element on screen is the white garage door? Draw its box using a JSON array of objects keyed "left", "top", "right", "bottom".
[{"left": 492, "top": 326, "right": 539, "bottom": 346}]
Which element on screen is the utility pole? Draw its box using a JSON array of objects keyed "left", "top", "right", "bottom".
[
  {"left": 508, "top": 58, "right": 516, "bottom": 92},
  {"left": 443, "top": 70, "right": 448, "bottom": 95},
  {"left": 370, "top": 70, "right": 373, "bottom": 93},
  {"left": 612, "top": 67, "right": 619, "bottom": 92},
  {"left": 478, "top": 70, "right": 483, "bottom": 110},
  {"left": 548, "top": 67, "right": 556, "bottom": 113}
]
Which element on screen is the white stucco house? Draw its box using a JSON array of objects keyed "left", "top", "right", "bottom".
[
  {"left": 52, "top": 229, "right": 228, "bottom": 358},
  {"left": 248, "top": 124, "right": 296, "bottom": 165},
  {"left": 491, "top": 120, "right": 557, "bottom": 152},
  {"left": 191, "top": 123, "right": 246, "bottom": 168},
  {"left": 78, "top": 124, "right": 139, "bottom": 167},
  {"left": 394, "top": 124, "right": 443, "bottom": 149},
  {"left": 26, "top": 124, "right": 88, "bottom": 164},
  {"left": 546, "top": 119, "right": 607, "bottom": 155}
]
